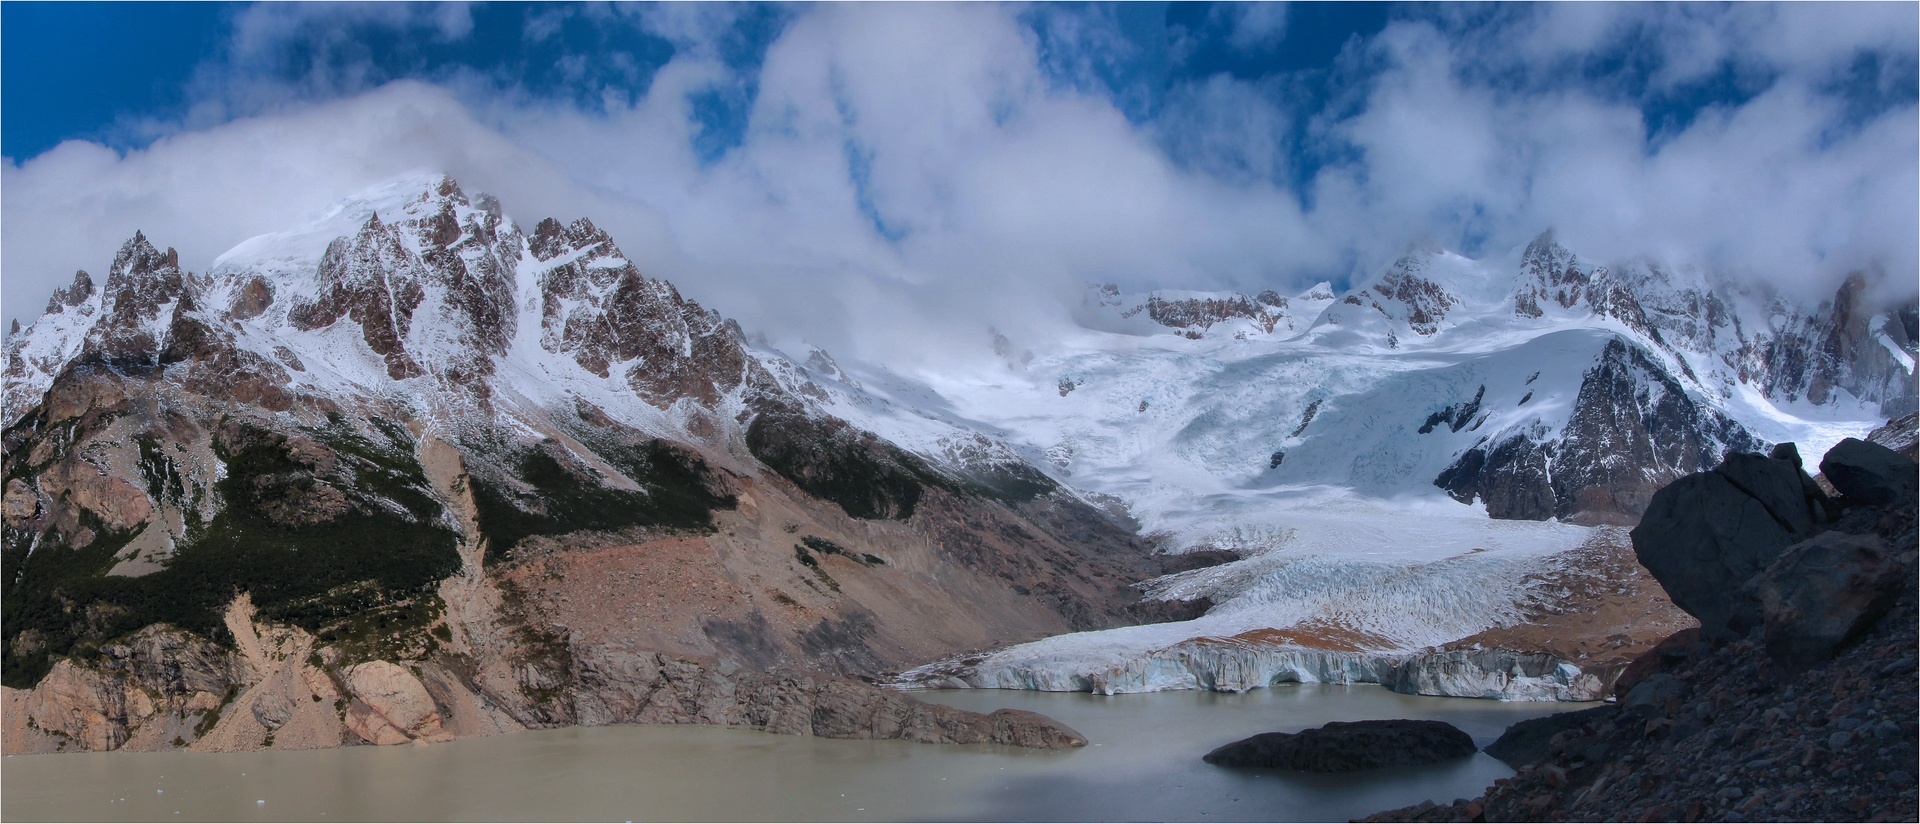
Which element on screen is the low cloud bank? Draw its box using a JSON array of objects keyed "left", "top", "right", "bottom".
[{"left": 6, "top": 3, "right": 1913, "bottom": 370}]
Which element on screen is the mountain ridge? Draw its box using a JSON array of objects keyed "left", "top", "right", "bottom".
[{"left": 3, "top": 173, "right": 1913, "bottom": 754}]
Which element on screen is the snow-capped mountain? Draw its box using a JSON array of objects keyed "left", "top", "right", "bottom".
[
  {"left": 923, "top": 230, "right": 1911, "bottom": 541},
  {"left": 3, "top": 171, "right": 1913, "bottom": 748},
  {"left": 1, "top": 174, "right": 1176, "bottom": 754},
  {"left": 880, "top": 229, "right": 1913, "bottom": 698}
]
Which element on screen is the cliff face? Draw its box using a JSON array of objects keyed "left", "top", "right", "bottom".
[
  {"left": 0, "top": 175, "right": 1151, "bottom": 755},
  {"left": 1435, "top": 339, "right": 1763, "bottom": 523}
]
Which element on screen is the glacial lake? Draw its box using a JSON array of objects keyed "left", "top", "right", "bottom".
[{"left": 2, "top": 685, "right": 1590, "bottom": 822}]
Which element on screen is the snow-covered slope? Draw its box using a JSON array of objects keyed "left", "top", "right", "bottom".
[{"left": 877, "top": 233, "right": 1911, "bottom": 697}]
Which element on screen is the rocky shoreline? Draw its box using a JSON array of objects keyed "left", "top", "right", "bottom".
[{"left": 1, "top": 607, "right": 1088, "bottom": 755}]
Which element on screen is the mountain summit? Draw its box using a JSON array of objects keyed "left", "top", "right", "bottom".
[{"left": 1, "top": 175, "right": 1158, "bottom": 754}]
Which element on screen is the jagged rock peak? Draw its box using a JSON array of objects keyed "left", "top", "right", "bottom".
[
  {"left": 109, "top": 231, "right": 179, "bottom": 281},
  {"left": 1369, "top": 254, "right": 1459, "bottom": 336},
  {"left": 45, "top": 271, "right": 96, "bottom": 314},
  {"left": 1514, "top": 229, "right": 1586, "bottom": 317},
  {"left": 530, "top": 216, "right": 614, "bottom": 261}
]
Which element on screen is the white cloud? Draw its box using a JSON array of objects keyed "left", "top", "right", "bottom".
[
  {"left": 1309, "top": 18, "right": 1918, "bottom": 305},
  {"left": 4, "top": 3, "right": 1914, "bottom": 366},
  {"left": 1227, "top": 3, "right": 1289, "bottom": 52}
]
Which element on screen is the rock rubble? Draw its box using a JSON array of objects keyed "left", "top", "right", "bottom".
[{"left": 1360, "top": 438, "right": 1918, "bottom": 823}]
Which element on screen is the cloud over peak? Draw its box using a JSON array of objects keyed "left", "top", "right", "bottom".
[{"left": 5, "top": 3, "right": 1913, "bottom": 366}]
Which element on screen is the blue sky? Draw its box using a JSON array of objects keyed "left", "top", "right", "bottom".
[
  {"left": 6, "top": 3, "right": 1408, "bottom": 194},
  {"left": 4, "top": 2, "right": 1916, "bottom": 358}
]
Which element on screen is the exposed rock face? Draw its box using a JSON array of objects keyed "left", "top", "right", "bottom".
[
  {"left": 290, "top": 213, "right": 431, "bottom": 379},
  {"left": 1820, "top": 437, "right": 1918, "bottom": 507},
  {"left": 1368, "top": 256, "right": 1460, "bottom": 336},
  {"left": 1136, "top": 293, "right": 1285, "bottom": 334},
  {"left": 1, "top": 174, "right": 1158, "bottom": 757},
  {"left": 1437, "top": 338, "right": 1762, "bottom": 521},
  {"left": 1513, "top": 231, "right": 1585, "bottom": 318},
  {"left": 287, "top": 180, "right": 518, "bottom": 387},
  {"left": 530, "top": 216, "right": 749, "bottom": 406},
  {"left": 38, "top": 455, "right": 156, "bottom": 532},
  {"left": 573, "top": 648, "right": 1084, "bottom": 748},
  {"left": 86, "top": 232, "right": 188, "bottom": 367},
  {"left": 1866, "top": 412, "right": 1918, "bottom": 460},
  {"left": 1741, "top": 272, "right": 1920, "bottom": 417},
  {"left": 343, "top": 661, "right": 445, "bottom": 745},
  {"left": 1202, "top": 719, "right": 1477, "bottom": 772},
  {"left": 1756, "top": 532, "right": 1906, "bottom": 670}
]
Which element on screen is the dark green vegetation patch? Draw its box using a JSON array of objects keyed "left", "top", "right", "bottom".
[
  {"left": 2, "top": 416, "right": 459, "bottom": 689},
  {"left": 746, "top": 404, "right": 950, "bottom": 520},
  {"left": 468, "top": 438, "right": 734, "bottom": 564},
  {"left": 799, "top": 535, "right": 886, "bottom": 566},
  {"left": 746, "top": 404, "right": 1056, "bottom": 521}
]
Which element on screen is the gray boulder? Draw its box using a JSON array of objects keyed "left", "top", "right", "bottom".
[
  {"left": 1820, "top": 437, "right": 1918, "bottom": 507},
  {"left": 1631, "top": 450, "right": 1824, "bottom": 639},
  {"left": 1621, "top": 672, "right": 1689, "bottom": 717},
  {"left": 1202, "top": 719, "right": 1476, "bottom": 772},
  {"left": 1757, "top": 531, "right": 1907, "bottom": 669},
  {"left": 1484, "top": 705, "right": 1619, "bottom": 768}
]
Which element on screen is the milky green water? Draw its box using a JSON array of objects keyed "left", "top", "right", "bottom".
[{"left": 2, "top": 684, "right": 1589, "bottom": 822}]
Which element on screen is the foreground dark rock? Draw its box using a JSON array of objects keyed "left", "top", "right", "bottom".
[
  {"left": 1484, "top": 706, "right": 1620, "bottom": 770},
  {"left": 1756, "top": 532, "right": 1905, "bottom": 670},
  {"left": 1203, "top": 719, "right": 1476, "bottom": 772},
  {"left": 1361, "top": 439, "right": 1919, "bottom": 823},
  {"left": 1821, "top": 437, "right": 1919, "bottom": 507},
  {"left": 1630, "top": 450, "right": 1832, "bottom": 639}
]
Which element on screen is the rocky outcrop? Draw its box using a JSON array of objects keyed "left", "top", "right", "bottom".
[
  {"left": 1437, "top": 338, "right": 1762, "bottom": 521},
  {"left": 1630, "top": 449, "right": 1831, "bottom": 639},
  {"left": 1756, "top": 532, "right": 1906, "bottom": 670},
  {"left": 1866, "top": 412, "right": 1918, "bottom": 460},
  {"left": 529, "top": 216, "right": 750, "bottom": 406},
  {"left": 1368, "top": 256, "right": 1460, "bottom": 336},
  {"left": 1364, "top": 439, "right": 1919, "bottom": 824},
  {"left": 289, "top": 213, "right": 431, "bottom": 379},
  {"left": 1134, "top": 293, "right": 1285, "bottom": 334},
  {"left": 38, "top": 455, "right": 155, "bottom": 532},
  {"left": 343, "top": 661, "right": 446, "bottom": 745},
  {"left": 1740, "top": 272, "right": 1919, "bottom": 418},
  {"left": 1203, "top": 719, "right": 1477, "bottom": 772},
  {"left": 1820, "top": 436, "right": 1918, "bottom": 506},
  {"left": 1483, "top": 705, "right": 1619, "bottom": 769},
  {"left": 84, "top": 232, "right": 188, "bottom": 368}
]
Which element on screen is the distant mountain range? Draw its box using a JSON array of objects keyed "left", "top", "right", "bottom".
[{"left": 4, "top": 174, "right": 1912, "bottom": 753}]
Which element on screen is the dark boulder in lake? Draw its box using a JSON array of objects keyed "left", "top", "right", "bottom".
[{"left": 1202, "top": 719, "right": 1477, "bottom": 772}]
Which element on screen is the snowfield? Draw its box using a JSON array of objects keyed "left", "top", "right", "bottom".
[{"left": 848, "top": 256, "right": 1898, "bottom": 696}]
